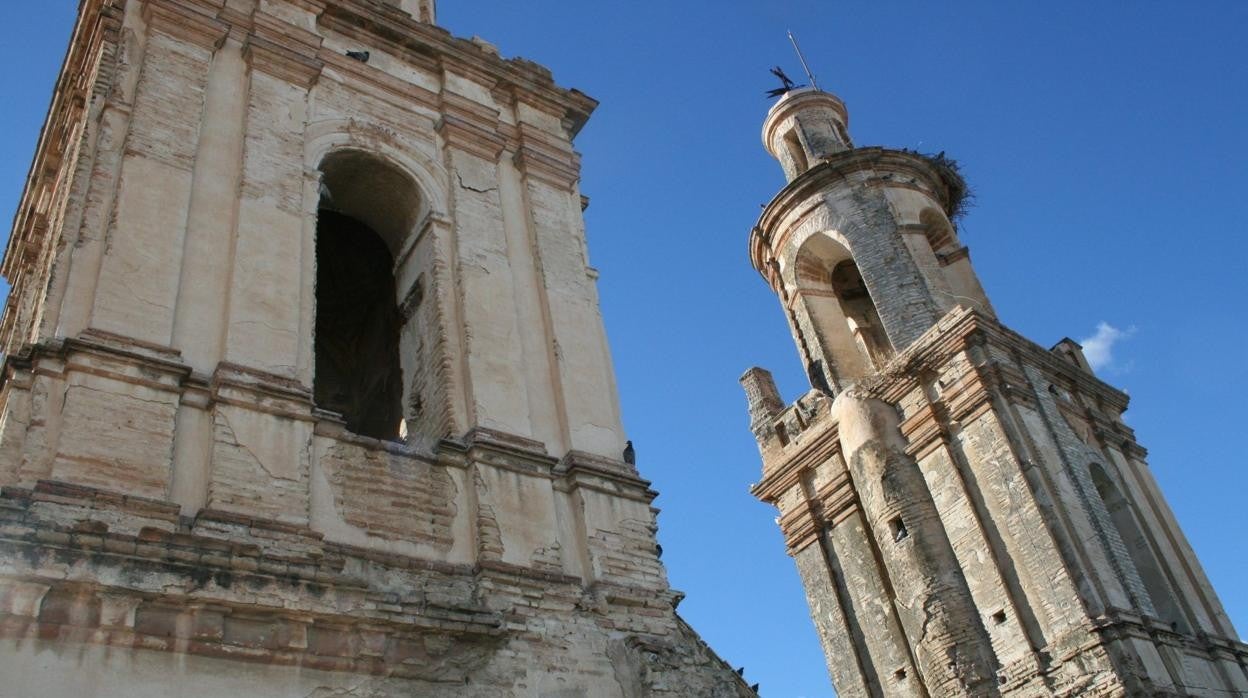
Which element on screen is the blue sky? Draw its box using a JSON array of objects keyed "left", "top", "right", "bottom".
[{"left": 3, "top": 3, "right": 1247, "bottom": 697}]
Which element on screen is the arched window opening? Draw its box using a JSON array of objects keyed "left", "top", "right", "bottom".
[
  {"left": 1089, "top": 463, "right": 1189, "bottom": 632},
  {"left": 314, "top": 211, "right": 403, "bottom": 440},
  {"left": 789, "top": 234, "right": 892, "bottom": 385},
  {"left": 783, "top": 129, "right": 809, "bottom": 175},
  {"left": 920, "top": 208, "right": 957, "bottom": 255},
  {"left": 314, "top": 150, "right": 421, "bottom": 441},
  {"left": 831, "top": 260, "right": 892, "bottom": 369}
]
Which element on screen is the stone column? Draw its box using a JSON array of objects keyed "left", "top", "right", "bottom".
[
  {"left": 89, "top": 2, "right": 228, "bottom": 346},
  {"left": 834, "top": 389, "right": 999, "bottom": 696},
  {"left": 514, "top": 113, "right": 625, "bottom": 460},
  {"left": 220, "top": 14, "right": 322, "bottom": 379},
  {"left": 437, "top": 88, "right": 536, "bottom": 441}
]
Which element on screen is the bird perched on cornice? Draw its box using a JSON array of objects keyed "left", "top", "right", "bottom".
[
  {"left": 346, "top": 50, "right": 370, "bottom": 63},
  {"left": 766, "top": 66, "right": 802, "bottom": 98},
  {"left": 623, "top": 440, "right": 635, "bottom": 466}
]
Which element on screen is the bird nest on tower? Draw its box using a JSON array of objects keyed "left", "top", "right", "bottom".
[{"left": 910, "top": 150, "right": 974, "bottom": 227}]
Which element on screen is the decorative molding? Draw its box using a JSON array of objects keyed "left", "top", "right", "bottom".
[
  {"left": 243, "top": 12, "right": 323, "bottom": 88},
  {"left": 143, "top": 0, "right": 229, "bottom": 50},
  {"left": 318, "top": 48, "right": 439, "bottom": 114},
  {"left": 554, "top": 450, "right": 657, "bottom": 504},
  {"left": 435, "top": 92, "right": 505, "bottom": 161},
  {"left": 316, "top": 0, "right": 596, "bottom": 137},
  {"left": 514, "top": 122, "right": 581, "bottom": 191}
]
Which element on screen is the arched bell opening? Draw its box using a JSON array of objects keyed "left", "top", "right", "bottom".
[
  {"left": 830, "top": 259, "right": 892, "bottom": 371},
  {"left": 918, "top": 207, "right": 993, "bottom": 315},
  {"left": 788, "top": 233, "right": 894, "bottom": 390},
  {"left": 313, "top": 150, "right": 423, "bottom": 441}
]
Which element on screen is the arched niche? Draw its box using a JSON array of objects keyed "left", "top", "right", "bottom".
[
  {"left": 313, "top": 150, "right": 424, "bottom": 441},
  {"left": 1089, "top": 462, "right": 1190, "bottom": 633},
  {"left": 917, "top": 207, "right": 994, "bottom": 316},
  {"left": 919, "top": 208, "right": 958, "bottom": 255},
  {"left": 788, "top": 232, "right": 893, "bottom": 388}
]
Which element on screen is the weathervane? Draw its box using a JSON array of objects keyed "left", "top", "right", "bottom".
[{"left": 766, "top": 30, "right": 822, "bottom": 99}]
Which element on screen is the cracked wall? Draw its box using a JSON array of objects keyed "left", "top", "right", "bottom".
[{"left": 0, "top": 0, "right": 754, "bottom": 695}]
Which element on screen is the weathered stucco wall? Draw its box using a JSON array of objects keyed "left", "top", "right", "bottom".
[
  {"left": 746, "top": 87, "right": 1248, "bottom": 696},
  {"left": 0, "top": 0, "right": 754, "bottom": 695}
]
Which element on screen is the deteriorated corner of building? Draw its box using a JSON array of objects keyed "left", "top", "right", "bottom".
[
  {"left": 0, "top": 0, "right": 754, "bottom": 695},
  {"left": 744, "top": 87, "right": 1248, "bottom": 696}
]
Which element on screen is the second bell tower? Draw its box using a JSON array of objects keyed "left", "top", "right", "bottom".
[
  {"left": 754, "top": 87, "right": 994, "bottom": 394},
  {"left": 744, "top": 87, "right": 1248, "bottom": 696}
]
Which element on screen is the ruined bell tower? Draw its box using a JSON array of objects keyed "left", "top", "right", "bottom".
[
  {"left": 743, "top": 87, "right": 1248, "bottom": 696},
  {"left": 0, "top": 1, "right": 754, "bottom": 695}
]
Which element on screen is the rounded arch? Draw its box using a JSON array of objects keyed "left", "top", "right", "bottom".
[
  {"left": 785, "top": 230, "right": 893, "bottom": 384},
  {"left": 302, "top": 120, "right": 458, "bottom": 444},
  {"left": 304, "top": 117, "right": 449, "bottom": 225},
  {"left": 919, "top": 207, "right": 958, "bottom": 254},
  {"left": 780, "top": 226, "right": 854, "bottom": 292},
  {"left": 317, "top": 149, "right": 423, "bottom": 258}
]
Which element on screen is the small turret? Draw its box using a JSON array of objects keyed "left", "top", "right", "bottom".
[
  {"left": 763, "top": 88, "right": 852, "bottom": 181},
  {"left": 752, "top": 86, "right": 995, "bottom": 393}
]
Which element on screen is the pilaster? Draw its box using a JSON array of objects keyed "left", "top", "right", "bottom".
[{"left": 89, "top": 1, "right": 228, "bottom": 348}]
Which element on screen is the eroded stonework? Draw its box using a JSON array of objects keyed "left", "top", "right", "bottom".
[
  {"left": 0, "top": 1, "right": 753, "bottom": 695},
  {"left": 744, "top": 88, "right": 1248, "bottom": 696}
]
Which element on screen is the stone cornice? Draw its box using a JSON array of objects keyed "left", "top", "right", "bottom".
[
  {"left": 243, "top": 10, "right": 324, "bottom": 87},
  {"left": 514, "top": 123, "right": 581, "bottom": 190},
  {"left": 317, "top": 0, "right": 597, "bottom": 138},
  {"left": 554, "top": 450, "right": 657, "bottom": 504},
  {"left": 2, "top": 0, "right": 121, "bottom": 282},
  {"left": 318, "top": 48, "right": 439, "bottom": 114},
  {"left": 143, "top": 0, "right": 229, "bottom": 49},
  {"left": 749, "top": 147, "right": 954, "bottom": 277},
  {"left": 436, "top": 91, "right": 506, "bottom": 160},
  {"left": 864, "top": 308, "right": 1130, "bottom": 415},
  {"left": 776, "top": 498, "right": 821, "bottom": 555},
  {"left": 752, "top": 308, "right": 1141, "bottom": 542},
  {"left": 751, "top": 403, "right": 840, "bottom": 505}
]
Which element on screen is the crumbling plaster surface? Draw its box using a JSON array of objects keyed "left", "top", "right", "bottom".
[
  {"left": 748, "top": 308, "right": 1248, "bottom": 696},
  {"left": 0, "top": 0, "right": 754, "bottom": 695}
]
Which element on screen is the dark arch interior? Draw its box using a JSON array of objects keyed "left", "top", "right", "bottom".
[
  {"left": 831, "top": 260, "right": 892, "bottom": 368},
  {"left": 314, "top": 209, "right": 403, "bottom": 440}
]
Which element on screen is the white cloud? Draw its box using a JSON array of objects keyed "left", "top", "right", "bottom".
[{"left": 1079, "top": 322, "right": 1135, "bottom": 371}]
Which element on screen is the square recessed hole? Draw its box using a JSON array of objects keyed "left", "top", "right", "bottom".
[
  {"left": 894, "top": 668, "right": 907, "bottom": 681},
  {"left": 889, "top": 517, "right": 908, "bottom": 542},
  {"left": 991, "top": 609, "right": 1007, "bottom": 625}
]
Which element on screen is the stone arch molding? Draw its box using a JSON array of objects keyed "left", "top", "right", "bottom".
[
  {"left": 304, "top": 118, "right": 450, "bottom": 227},
  {"left": 778, "top": 223, "right": 855, "bottom": 291}
]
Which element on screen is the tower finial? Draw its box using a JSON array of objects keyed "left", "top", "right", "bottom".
[
  {"left": 766, "top": 66, "right": 800, "bottom": 98},
  {"left": 787, "top": 30, "right": 820, "bottom": 92}
]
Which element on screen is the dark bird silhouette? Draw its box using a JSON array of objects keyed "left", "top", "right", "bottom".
[
  {"left": 766, "top": 65, "right": 802, "bottom": 98},
  {"left": 346, "top": 50, "right": 370, "bottom": 63},
  {"left": 750, "top": 683, "right": 760, "bottom": 693},
  {"left": 736, "top": 667, "right": 745, "bottom": 677},
  {"left": 655, "top": 543, "right": 663, "bottom": 558},
  {"left": 623, "top": 440, "right": 635, "bottom": 465}
]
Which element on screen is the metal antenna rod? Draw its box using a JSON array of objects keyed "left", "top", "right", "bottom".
[{"left": 787, "top": 30, "right": 820, "bottom": 91}]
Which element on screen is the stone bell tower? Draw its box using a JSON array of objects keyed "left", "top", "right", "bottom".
[
  {"left": 743, "top": 87, "right": 1248, "bottom": 696},
  {"left": 0, "top": 1, "right": 753, "bottom": 695}
]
